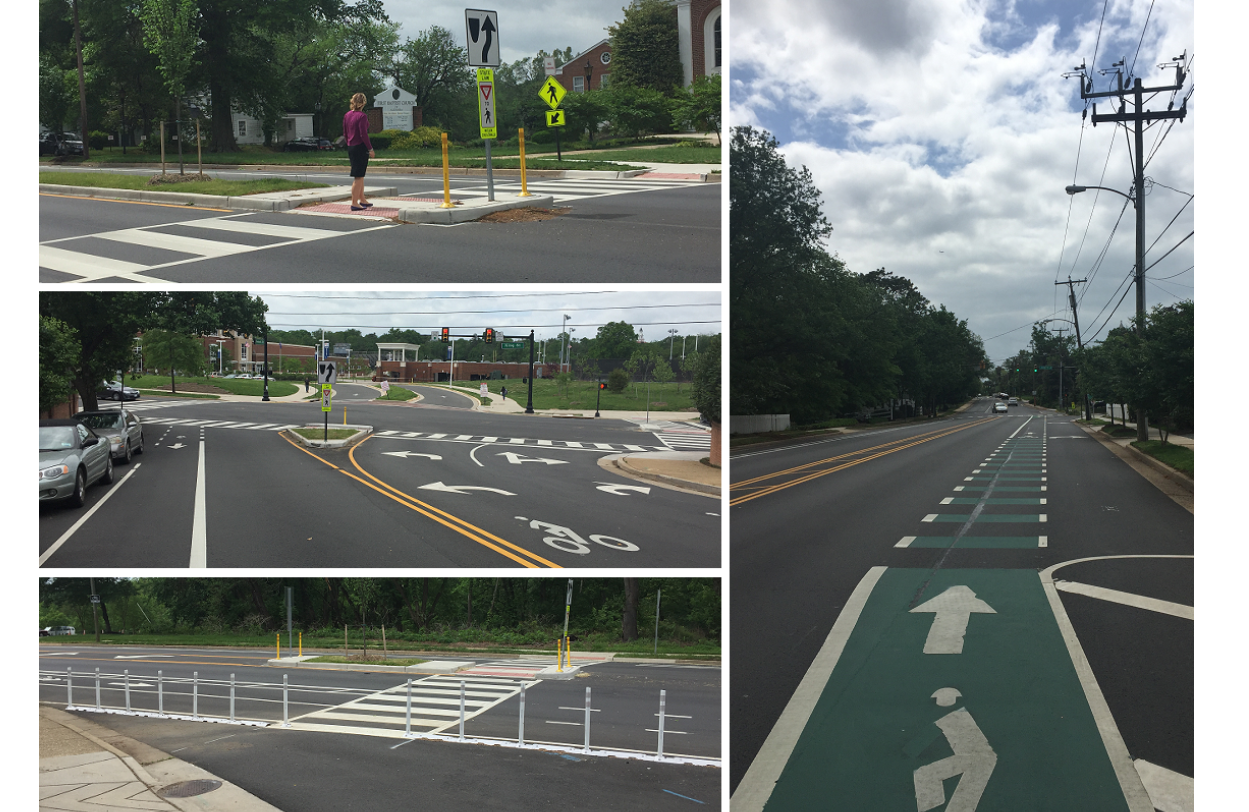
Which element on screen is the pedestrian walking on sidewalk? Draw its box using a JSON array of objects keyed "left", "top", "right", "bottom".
[
  {"left": 304, "top": 376, "right": 310, "bottom": 393},
  {"left": 344, "top": 93, "right": 375, "bottom": 212}
]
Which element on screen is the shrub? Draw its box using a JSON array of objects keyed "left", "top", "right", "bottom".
[
  {"left": 527, "top": 129, "right": 554, "bottom": 144},
  {"left": 390, "top": 126, "right": 443, "bottom": 150},
  {"left": 369, "top": 136, "right": 392, "bottom": 151},
  {"left": 607, "top": 367, "right": 629, "bottom": 393},
  {"left": 87, "top": 130, "right": 110, "bottom": 151}
]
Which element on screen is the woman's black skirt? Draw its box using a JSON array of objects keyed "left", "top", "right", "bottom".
[{"left": 348, "top": 143, "right": 369, "bottom": 178}]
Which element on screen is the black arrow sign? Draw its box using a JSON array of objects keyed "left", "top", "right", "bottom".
[{"left": 480, "top": 17, "right": 495, "bottom": 64}]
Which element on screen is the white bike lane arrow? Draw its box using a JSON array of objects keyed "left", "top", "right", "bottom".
[{"left": 909, "top": 585, "right": 997, "bottom": 654}]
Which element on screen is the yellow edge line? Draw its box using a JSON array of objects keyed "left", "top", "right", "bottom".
[
  {"left": 730, "top": 421, "right": 983, "bottom": 507},
  {"left": 279, "top": 433, "right": 555, "bottom": 568},
  {"left": 348, "top": 436, "right": 562, "bottom": 569},
  {"left": 39, "top": 192, "right": 234, "bottom": 212}
]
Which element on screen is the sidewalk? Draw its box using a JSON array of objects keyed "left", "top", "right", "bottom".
[{"left": 40, "top": 705, "right": 280, "bottom": 812}]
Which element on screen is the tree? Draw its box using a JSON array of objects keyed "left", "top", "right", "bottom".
[
  {"left": 608, "top": 0, "right": 682, "bottom": 92},
  {"left": 605, "top": 84, "right": 673, "bottom": 138},
  {"left": 563, "top": 89, "right": 611, "bottom": 144},
  {"left": 671, "top": 73, "right": 720, "bottom": 143},
  {"left": 653, "top": 359, "right": 675, "bottom": 387},
  {"left": 607, "top": 367, "right": 630, "bottom": 393},
  {"left": 142, "top": 329, "right": 206, "bottom": 394},
  {"left": 390, "top": 26, "right": 472, "bottom": 120},
  {"left": 40, "top": 316, "right": 80, "bottom": 414},
  {"left": 692, "top": 336, "right": 720, "bottom": 424},
  {"left": 590, "top": 321, "right": 639, "bottom": 360},
  {"left": 140, "top": 0, "right": 200, "bottom": 171},
  {"left": 621, "top": 578, "right": 640, "bottom": 642},
  {"left": 40, "top": 292, "right": 157, "bottom": 412},
  {"left": 39, "top": 53, "right": 76, "bottom": 133}
]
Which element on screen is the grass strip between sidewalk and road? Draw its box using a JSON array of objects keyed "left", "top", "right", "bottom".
[
  {"left": 40, "top": 170, "right": 327, "bottom": 195},
  {"left": 1131, "top": 440, "right": 1194, "bottom": 477}
]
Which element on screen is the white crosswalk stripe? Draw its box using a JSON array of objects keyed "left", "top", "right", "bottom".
[
  {"left": 40, "top": 214, "right": 394, "bottom": 282},
  {"left": 95, "top": 400, "right": 207, "bottom": 412},
  {"left": 653, "top": 431, "right": 712, "bottom": 451},
  {"left": 409, "top": 177, "right": 708, "bottom": 206},
  {"left": 372, "top": 430, "right": 665, "bottom": 452},
  {"left": 285, "top": 675, "right": 528, "bottom": 738},
  {"left": 139, "top": 416, "right": 297, "bottom": 431}
]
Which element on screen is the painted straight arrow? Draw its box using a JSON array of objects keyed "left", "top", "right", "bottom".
[
  {"left": 115, "top": 654, "right": 172, "bottom": 659},
  {"left": 497, "top": 452, "right": 567, "bottom": 465},
  {"left": 381, "top": 451, "right": 443, "bottom": 460},
  {"left": 419, "top": 481, "right": 515, "bottom": 496},
  {"left": 909, "top": 586, "right": 997, "bottom": 654}
]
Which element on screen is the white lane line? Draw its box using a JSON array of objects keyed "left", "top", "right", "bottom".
[
  {"left": 190, "top": 440, "right": 207, "bottom": 568},
  {"left": 1054, "top": 581, "right": 1193, "bottom": 620},
  {"left": 39, "top": 464, "right": 142, "bottom": 566},
  {"left": 732, "top": 567, "right": 887, "bottom": 812},
  {"left": 1134, "top": 759, "right": 1193, "bottom": 812},
  {"left": 1039, "top": 536, "right": 1048, "bottom": 547},
  {"left": 1040, "top": 567, "right": 1155, "bottom": 811}
]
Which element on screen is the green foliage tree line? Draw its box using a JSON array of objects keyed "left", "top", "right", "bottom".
[{"left": 731, "top": 126, "right": 987, "bottom": 426}]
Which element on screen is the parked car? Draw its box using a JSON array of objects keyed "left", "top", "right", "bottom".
[
  {"left": 74, "top": 409, "right": 144, "bottom": 463},
  {"left": 39, "top": 419, "right": 114, "bottom": 508},
  {"left": 993, "top": 401, "right": 1008, "bottom": 413},
  {"left": 40, "top": 131, "right": 85, "bottom": 156},
  {"left": 282, "top": 137, "right": 334, "bottom": 152},
  {"left": 42, "top": 626, "right": 77, "bottom": 636},
  {"left": 98, "top": 380, "right": 140, "bottom": 401}
]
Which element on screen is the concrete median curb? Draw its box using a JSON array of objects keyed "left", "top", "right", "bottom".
[
  {"left": 599, "top": 453, "right": 720, "bottom": 498},
  {"left": 395, "top": 194, "right": 556, "bottom": 224},
  {"left": 266, "top": 656, "right": 474, "bottom": 673},
  {"left": 283, "top": 424, "right": 373, "bottom": 448}
]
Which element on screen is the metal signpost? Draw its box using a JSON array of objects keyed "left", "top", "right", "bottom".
[
  {"left": 466, "top": 10, "right": 499, "bottom": 201},
  {"left": 540, "top": 76, "right": 567, "bottom": 160},
  {"left": 477, "top": 68, "right": 496, "bottom": 201},
  {"left": 318, "top": 360, "right": 337, "bottom": 442}
]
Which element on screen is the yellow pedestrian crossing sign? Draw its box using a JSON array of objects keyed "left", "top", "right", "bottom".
[
  {"left": 546, "top": 109, "right": 566, "bottom": 127},
  {"left": 540, "top": 76, "right": 566, "bottom": 110}
]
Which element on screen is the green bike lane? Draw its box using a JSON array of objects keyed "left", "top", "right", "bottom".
[{"left": 733, "top": 413, "right": 1183, "bottom": 812}]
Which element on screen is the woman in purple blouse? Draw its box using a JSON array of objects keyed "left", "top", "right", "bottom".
[{"left": 343, "top": 93, "right": 375, "bottom": 211}]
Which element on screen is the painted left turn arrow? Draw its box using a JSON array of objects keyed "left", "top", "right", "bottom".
[
  {"left": 909, "top": 586, "right": 996, "bottom": 654},
  {"left": 382, "top": 451, "right": 443, "bottom": 460},
  {"left": 594, "top": 482, "right": 651, "bottom": 496},
  {"left": 419, "top": 481, "right": 515, "bottom": 496},
  {"left": 498, "top": 452, "right": 567, "bottom": 465}
]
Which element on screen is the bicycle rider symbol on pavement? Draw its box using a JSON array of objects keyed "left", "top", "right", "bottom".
[{"left": 913, "top": 689, "right": 997, "bottom": 812}]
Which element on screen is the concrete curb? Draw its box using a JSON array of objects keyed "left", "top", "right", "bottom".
[
  {"left": 395, "top": 194, "right": 555, "bottom": 224},
  {"left": 266, "top": 657, "right": 474, "bottom": 674},
  {"left": 283, "top": 424, "right": 373, "bottom": 448},
  {"left": 599, "top": 453, "right": 720, "bottom": 499},
  {"left": 39, "top": 182, "right": 397, "bottom": 211},
  {"left": 45, "top": 162, "right": 722, "bottom": 181}
]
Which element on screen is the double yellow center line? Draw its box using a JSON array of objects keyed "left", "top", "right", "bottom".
[
  {"left": 280, "top": 433, "right": 560, "bottom": 568},
  {"left": 730, "top": 421, "right": 986, "bottom": 507}
]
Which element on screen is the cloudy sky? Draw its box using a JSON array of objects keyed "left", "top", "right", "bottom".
[
  {"left": 251, "top": 289, "right": 722, "bottom": 350},
  {"left": 382, "top": 0, "right": 623, "bottom": 66},
  {"left": 731, "top": 0, "right": 1195, "bottom": 366}
]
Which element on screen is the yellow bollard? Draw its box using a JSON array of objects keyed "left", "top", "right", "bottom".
[
  {"left": 557, "top": 638, "right": 563, "bottom": 672},
  {"left": 299, "top": 632, "right": 302, "bottom": 658},
  {"left": 518, "top": 128, "right": 532, "bottom": 197},
  {"left": 439, "top": 133, "right": 455, "bottom": 208},
  {"left": 565, "top": 635, "right": 571, "bottom": 668},
  {"left": 276, "top": 633, "right": 280, "bottom": 660}
]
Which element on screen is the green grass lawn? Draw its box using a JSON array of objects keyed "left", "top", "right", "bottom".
[
  {"left": 128, "top": 374, "right": 298, "bottom": 398},
  {"left": 1131, "top": 440, "right": 1194, "bottom": 477},
  {"left": 40, "top": 170, "right": 327, "bottom": 195},
  {"left": 469, "top": 378, "right": 698, "bottom": 412},
  {"left": 564, "top": 144, "right": 721, "bottom": 164},
  {"left": 377, "top": 387, "right": 419, "bottom": 401}
]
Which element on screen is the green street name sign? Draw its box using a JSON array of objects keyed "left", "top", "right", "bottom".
[{"left": 500, "top": 342, "right": 524, "bottom": 349}]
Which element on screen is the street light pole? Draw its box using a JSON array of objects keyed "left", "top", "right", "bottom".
[{"left": 668, "top": 329, "right": 678, "bottom": 360}]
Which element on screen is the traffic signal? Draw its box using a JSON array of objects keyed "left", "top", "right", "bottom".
[
  {"left": 484, "top": 328, "right": 495, "bottom": 344},
  {"left": 1033, "top": 367, "right": 1038, "bottom": 373},
  {"left": 441, "top": 327, "right": 450, "bottom": 342},
  {"left": 599, "top": 382, "right": 607, "bottom": 390}
]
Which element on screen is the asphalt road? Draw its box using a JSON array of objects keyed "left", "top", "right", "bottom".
[
  {"left": 39, "top": 166, "right": 721, "bottom": 282},
  {"left": 729, "top": 399, "right": 1193, "bottom": 810},
  {"left": 38, "top": 394, "right": 720, "bottom": 569},
  {"left": 39, "top": 645, "right": 721, "bottom": 811}
]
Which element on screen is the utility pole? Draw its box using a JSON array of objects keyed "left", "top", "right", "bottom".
[
  {"left": 1056, "top": 277, "right": 1091, "bottom": 420},
  {"left": 1067, "top": 52, "right": 1189, "bottom": 442}
]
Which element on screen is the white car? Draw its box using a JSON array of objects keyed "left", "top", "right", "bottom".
[{"left": 993, "top": 402, "right": 1008, "bottom": 413}]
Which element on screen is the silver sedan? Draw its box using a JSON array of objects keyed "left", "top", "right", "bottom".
[
  {"left": 39, "top": 420, "right": 114, "bottom": 507},
  {"left": 74, "top": 409, "right": 144, "bottom": 463}
]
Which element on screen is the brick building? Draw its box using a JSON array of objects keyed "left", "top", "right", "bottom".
[{"left": 680, "top": 0, "right": 722, "bottom": 86}]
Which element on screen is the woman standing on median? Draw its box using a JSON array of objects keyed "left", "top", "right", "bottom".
[{"left": 343, "top": 93, "right": 375, "bottom": 211}]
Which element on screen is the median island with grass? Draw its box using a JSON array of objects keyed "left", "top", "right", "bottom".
[{"left": 40, "top": 170, "right": 328, "bottom": 196}]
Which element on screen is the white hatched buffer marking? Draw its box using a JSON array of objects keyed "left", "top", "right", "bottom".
[
  {"left": 372, "top": 430, "right": 663, "bottom": 452},
  {"left": 652, "top": 430, "right": 712, "bottom": 451},
  {"left": 40, "top": 215, "right": 394, "bottom": 282},
  {"left": 284, "top": 674, "right": 527, "bottom": 738},
  {"left": 420, "top": 177, "right": 707, "bottom": 205}
]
